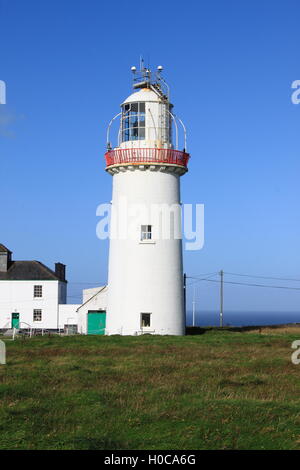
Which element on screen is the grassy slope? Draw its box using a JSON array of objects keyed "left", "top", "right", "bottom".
[{"left": 0, "top": 328, "right": 300, "bottom": 450}]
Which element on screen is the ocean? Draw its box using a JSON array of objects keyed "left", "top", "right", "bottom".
[{"left": 186, "top": 311, "right": 300, "bottom": 327}]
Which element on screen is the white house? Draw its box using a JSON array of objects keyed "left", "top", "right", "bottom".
[{"left": 0, "top": 244, "right": 80, "bottom": 332}]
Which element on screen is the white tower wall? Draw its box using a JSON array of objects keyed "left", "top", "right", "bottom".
[{"left": 106, "top": 169, "right": 185, "bottom": 335}]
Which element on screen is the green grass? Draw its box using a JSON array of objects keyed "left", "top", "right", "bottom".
[{"left": 0, "top": 328, "right": 300, "bottom": 450}]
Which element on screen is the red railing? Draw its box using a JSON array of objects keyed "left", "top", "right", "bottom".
[{"left": 105, "top": 148, "right": 190, "bottom": 169}]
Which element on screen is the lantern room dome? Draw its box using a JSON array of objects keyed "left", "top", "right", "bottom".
[{"left": 122, "top": 88, "right": 161, "bottom": 105}]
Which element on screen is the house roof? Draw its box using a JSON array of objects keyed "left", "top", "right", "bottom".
[
  {"left": 0, "top": 244, "right": 12, "bottom": 253},
  {"left": 0, "top": 261, "right": 66, "bottom": 281}
]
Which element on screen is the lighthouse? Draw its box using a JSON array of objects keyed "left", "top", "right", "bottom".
[{"left": 105, "top": 64, "right": 190, "bottom": 335}]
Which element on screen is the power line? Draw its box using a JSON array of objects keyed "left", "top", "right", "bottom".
[
  {"left": 187, "top": 272, "right": 300, "bottom": 290},
  {"left": 187, "top": 272, "right": 219, "bottom": 280},
  {"left": 68, "top": 282, "right": 107, "bottom": 285},
  {"left": 200, "top": 278, "right": 300, "bottom": 291},
  {"left": 224, "top": 272, "right": 300, "bottom": 282},
  {"left": 186, "top": 270, "right": 300, "bottom": 328},
  {"left": 186, "top": 273, "right": 219, "bottom": 286}
]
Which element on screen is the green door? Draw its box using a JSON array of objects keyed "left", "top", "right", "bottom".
[
  {"left": 87, "top": 311, "right": 106, "bottom": 335},
  {"left": 11, "top": 312, "right": 19, "bottom": 329}
]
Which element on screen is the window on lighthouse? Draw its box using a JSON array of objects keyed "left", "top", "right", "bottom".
[
  {"left": 141, "top": 225, "right": 152, "bottom": 241},
  {"left": 141, "top": 313, "right": 151, "bottom": 328},
  {"left": 122, "top": 102, "right": 145, "bottom": 142}
]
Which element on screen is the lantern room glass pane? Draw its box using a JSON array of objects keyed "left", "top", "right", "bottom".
[
  {"left": 131, "top": 103, "right": 138, "bottom": 113},
  {"left": 139, "top": 113, "right": 145, "bottom": 127},
  {"left": 130, "top": 128, "right": 139, "bottom": 140},
  {"left": 129, "top": 115, "right": 139, "bottom": 127}
]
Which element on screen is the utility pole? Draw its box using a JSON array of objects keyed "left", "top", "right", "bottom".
[
  {"left": 220, "top": 270, "right": 224, "bottom": 327},
  {"left": 183, "top": 273, "right": 187, "bottom": 325},
  {"left": 192, "top": 285, "right": 196, "bottom": 327}
]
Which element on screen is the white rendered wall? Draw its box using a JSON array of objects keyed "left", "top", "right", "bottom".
[
  {"left": 106, "top": 169, "right": 185, "bottom": 336},
  {"left": 82, "top": 286, "right": 106, "bottom": 304},
  {"left": 58, "top": 304, "right": 80, "bottom": 330},
  {"left": 0, "top": 280, "right": 63, "bottom": 330}
]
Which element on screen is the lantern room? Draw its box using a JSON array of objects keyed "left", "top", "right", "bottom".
[
  {"left": 120, "top": 88, "right": 172, "bottom": 149},
  {"left": 105, "top": 64, "right": 190, "bottom": 173}
]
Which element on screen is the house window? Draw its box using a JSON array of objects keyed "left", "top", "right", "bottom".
[
  {"left": 141, "top": 225, "right": 152, "bottom": 241},
  {"left": 33, "top": 309, "right": 42, "bottom": 322},
  {"left": 34, "top": 285, "right": 43, "bottom": 298},
  {"left": 141, "top": 313, "right": 151, "bottom": 328}
]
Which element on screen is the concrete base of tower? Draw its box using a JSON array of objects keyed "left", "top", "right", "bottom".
[
  {"left": 105, "top": 294, "right": 186, "bottom": 336},
  {"left": 105, "top": 287, "right": 186, "bottom": 336},
  {"left": 105, "top": 326, "right": 186, "bottom": 336}
]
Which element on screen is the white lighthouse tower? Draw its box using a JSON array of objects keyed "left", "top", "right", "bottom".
[{"left": 105, "top": 64, "right": 190, "bottom": 336}]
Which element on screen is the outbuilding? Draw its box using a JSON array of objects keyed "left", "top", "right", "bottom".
[{"left": 77, "top": 286, "right": 107, "bottom": 335}]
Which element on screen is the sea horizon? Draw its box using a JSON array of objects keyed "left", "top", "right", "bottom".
[{"left": 186, "top": 310, "right": 300, "bottom": 327}]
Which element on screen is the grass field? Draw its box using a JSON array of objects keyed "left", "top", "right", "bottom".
[{"left": 0, "top": 327, "right": 300, "bottom": 450}]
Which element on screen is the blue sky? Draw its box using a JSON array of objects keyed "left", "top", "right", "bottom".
[{"left": 0, "top": 0, "right": 300, "bottom": 312}]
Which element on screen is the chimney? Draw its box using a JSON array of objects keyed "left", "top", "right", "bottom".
[
  {"left": 55, "top": 262, "right": 66, "bottom": 282},
  {"left": 0, "top": 245, "right": 12, "bottom": 272}
]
